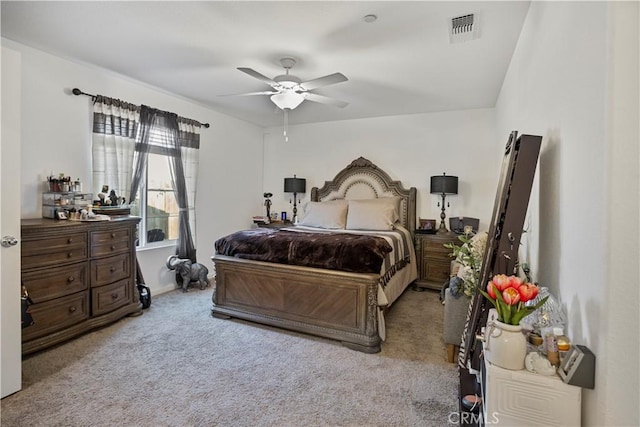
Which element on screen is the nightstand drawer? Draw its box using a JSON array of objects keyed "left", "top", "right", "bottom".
[
  {"left": 423, "top": 259, "right": 453, "bottom": 284},
  {"left": 425, "top": 239, "right": 452, "bottom": 253}
]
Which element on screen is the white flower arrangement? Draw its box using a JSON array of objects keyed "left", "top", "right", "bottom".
[{"left": 445, "top": 231, "right": 488, "bottom": 297}]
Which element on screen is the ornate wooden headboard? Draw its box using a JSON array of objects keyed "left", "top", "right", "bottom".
[{"left": 310, "top": 157, "right": 417, "bottom": 230}]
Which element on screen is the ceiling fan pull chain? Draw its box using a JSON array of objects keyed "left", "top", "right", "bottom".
[{"left": 283, "top": 109, "right": 289, "bottom": 142}]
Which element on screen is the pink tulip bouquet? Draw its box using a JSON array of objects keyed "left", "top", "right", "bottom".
[{"left": 480, "top": 274, "right": 549, "bottom": 326}]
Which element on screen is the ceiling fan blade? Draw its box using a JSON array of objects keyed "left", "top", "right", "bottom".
[
  {"left": 302, "top": 92, "right": 349, "bottom": 108},
  {"left": 237, "top": 67, "right": 278, "bottom": 87},
  {"left": 299, "top": 72, "right": 348, "bottom": 91},
  {"left": 219, "top": 91, "right": 279, "bottom": 97}
]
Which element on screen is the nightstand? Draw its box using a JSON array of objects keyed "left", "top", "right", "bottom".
[{"left": 413, "top": 231, "right": 458, "bottom": 291}]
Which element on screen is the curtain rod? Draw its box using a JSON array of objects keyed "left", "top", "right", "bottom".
[{"left": 72, "top": 88, "right": 210, "bottom": 128}]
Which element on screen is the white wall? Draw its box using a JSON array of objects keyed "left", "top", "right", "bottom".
[
  {"left": 603, "top": 1, "right": 640, "bottom": 424},
  {"left": 262, "top": 109, "right": 499, "bottom": 230},
  {"left": 1, "top": 38, "right": 265, "bottom": 295},
  {"left": 495, "top": 2, "right": 639, "bottom": 425}
]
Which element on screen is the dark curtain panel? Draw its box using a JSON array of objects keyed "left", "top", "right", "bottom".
[
  {"left": 131, "top": 105, "right": 197, "bottom": 262},
  {"left": 128, "top": 106, "right": 153, "bottom": 205}
]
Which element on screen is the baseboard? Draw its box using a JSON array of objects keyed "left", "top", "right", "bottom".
[
  {"left": 151, "top": 275, "right": 214, "bottom": 297},
  {"left": 152, "top": 284, "right": 181, "bottom": 296}
]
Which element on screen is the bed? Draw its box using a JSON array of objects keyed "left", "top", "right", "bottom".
[{"left": 211, "top": 157, "right": 417, "bottom": 353}]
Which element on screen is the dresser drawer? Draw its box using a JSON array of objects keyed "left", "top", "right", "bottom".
[
  {"left": 22, "top": 292, "right": 89, "bottom": 342},
  {"left": 22, "top": 262, "right": 89, "bottom": 303},
  {"left": 91, "top": 228, "right": 131, "bottom": 257},
  {"left": 22, "top": 233, "right": 87, "bottom": 269},
  {"left": 91, "top": 253, "right": 130, "bottom": 286},
  {"left": 91, "top": 278, "right": 131, "bottom": 316}
]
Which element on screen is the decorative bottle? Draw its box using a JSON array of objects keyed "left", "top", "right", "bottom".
[
  {"left": 554, "top": 327, "right": 571, "bottom": 362},
  {"left": 545, "top": 331, "right": 560, "bottom": 367}
]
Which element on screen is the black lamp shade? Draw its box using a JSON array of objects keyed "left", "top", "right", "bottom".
[
  {"left": 284, "top": 176, "right": 306, "bottom": 193},
  {"left": 430, "top": 174, "right": 458, "bottom": 195}
]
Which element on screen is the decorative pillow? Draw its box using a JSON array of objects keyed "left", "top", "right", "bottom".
[
  {"left": 345, "top": 198, "right": 400, "bottom": 230},
  {"left": 299, "top": 200, "right": 348, "bottom": 229}
]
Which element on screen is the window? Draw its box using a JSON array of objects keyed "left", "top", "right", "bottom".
[
  {"left": 130, "top": 153, "right": 179, "bottom": 247},
  {"left": 130, "top": 127, "right": 180, "bottom": 248},
  {"left": 92, "top": 100, "right": 201, "bottom": 254}
]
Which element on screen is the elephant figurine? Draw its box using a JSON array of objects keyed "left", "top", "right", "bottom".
[{"left": 166, "top": 255, "right": 210, "bottom": 292}]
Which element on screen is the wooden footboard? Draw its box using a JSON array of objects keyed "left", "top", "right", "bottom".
[{"left": 211, "top": 254, "right": 382, "bottom": 353}]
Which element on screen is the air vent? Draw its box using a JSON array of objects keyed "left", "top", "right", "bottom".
[{"left": 449, "top": 13, "right": 479, "bottom": 44}]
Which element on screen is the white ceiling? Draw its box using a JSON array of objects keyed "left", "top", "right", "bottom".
[{"left": 1, "top": 1, "right": 530, "bottom": 128}]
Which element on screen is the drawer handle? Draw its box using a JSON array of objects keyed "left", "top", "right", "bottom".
[
  {"left": 67, "top": 276, "right": 75, "bottom": 283},
  {"left": 111, "top": 233, "right": 116, "bottom": 238},
  {"left": 111, "top": 245, "right": 116, "bottom": 251},
  {"left": 67, "top": 252, "right": 73, "bottom": 258},
  {"left": 67, "top": 238, "right": 73, "bottom": 244},
  {"left": 111, "top": 293, "right": 118, "bottom": 299},
  {"left": 109, "top": 266, "right": 116, "bottom": 273},
  {"left": 69, "top": 306, "right": 77, "bottom": 313}
]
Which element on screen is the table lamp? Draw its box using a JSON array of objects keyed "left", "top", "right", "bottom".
[
  {"left": 430, "top": 173, "right": 458, "bottom": 233},
  {"left": 284, "top": 175, "right": 306, "bottom": 224}
]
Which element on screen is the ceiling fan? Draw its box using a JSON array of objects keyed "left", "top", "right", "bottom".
[{"left": 229, "top": 57, "right": 349, "bottom": 111}]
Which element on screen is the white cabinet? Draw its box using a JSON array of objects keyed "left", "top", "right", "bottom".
[{"left": 481, "top": 358, "right": 582, "bottom": 426}]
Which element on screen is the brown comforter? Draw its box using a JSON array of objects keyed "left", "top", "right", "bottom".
[{"left": 214, "top": 228, "right": 392, "bottom": 274}]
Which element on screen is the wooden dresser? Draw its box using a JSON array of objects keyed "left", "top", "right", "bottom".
[
  {"left": 21, "top": 217, "right": 141, "bottom": 355},
  {"left": 413, "top": 231, "right": 458, "bottom": 291}
]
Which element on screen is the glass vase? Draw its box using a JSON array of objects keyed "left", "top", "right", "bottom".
[{"left": 520, "top": 286, "right": 567, "bottom": 333}]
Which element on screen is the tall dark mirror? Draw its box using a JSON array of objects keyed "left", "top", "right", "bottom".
[{"left": 458, "top": 131, "right": 542, "bottom": 372}]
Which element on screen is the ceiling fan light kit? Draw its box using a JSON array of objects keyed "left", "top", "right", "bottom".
[{"left": 270, "top": 91, "right": 304, "bottom": 110}]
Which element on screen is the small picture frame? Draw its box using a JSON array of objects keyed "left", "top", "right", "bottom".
[
  {"left": 56, "top": 210, "right": 68, "bottom": 220},
  {"left": 419, "top": 218, "right": 436, "bottom": 230}
]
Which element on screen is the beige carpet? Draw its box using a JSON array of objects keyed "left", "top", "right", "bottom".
[{"left": 1, "top": 287, "right": 458, "bottom": 427}]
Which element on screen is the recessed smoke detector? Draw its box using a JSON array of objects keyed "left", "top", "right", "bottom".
[{"left": 449, "top": 13, "right": 480, "bottom": 43}]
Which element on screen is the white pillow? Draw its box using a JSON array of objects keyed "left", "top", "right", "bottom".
[
  {"left": 374, "top": 197, "right": 401, "bottom": 223},
  {"left": 299, "top": 200, "right": 348, "bottom": 229},
  {"left": 346, "top": 198, "right": 400, "bottom": 230}
]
